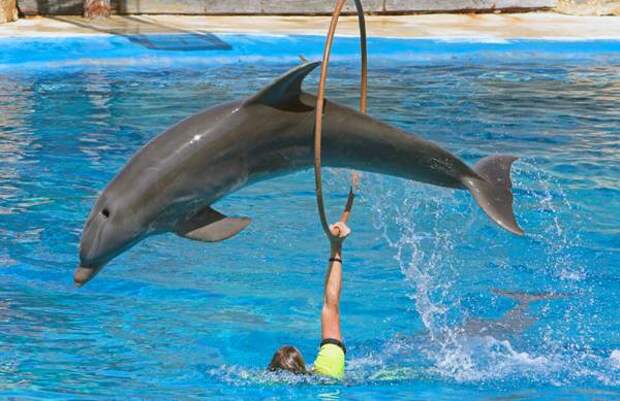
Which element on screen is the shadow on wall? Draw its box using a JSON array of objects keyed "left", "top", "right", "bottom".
[
  {"left": 19, "top": 0, "right": 232, "bottom": 50},
  {"left": 50, "top": 14, "right": 233, "bottom": 51},
  {"left": 127, "top": 33, "right": 232, "bottom": 51}
]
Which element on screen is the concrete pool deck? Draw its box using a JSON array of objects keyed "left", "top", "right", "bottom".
[{"left": 1, "top": 13, "right": 620, "bottom": 39}]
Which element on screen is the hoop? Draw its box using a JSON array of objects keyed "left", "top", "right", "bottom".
[{"left": 313, "top": 0, "right": 367, "bottom": 239}]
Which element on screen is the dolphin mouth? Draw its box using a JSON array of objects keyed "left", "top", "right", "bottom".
[{"left": 74, "top": 266, "right": 101, "bottom": 287}]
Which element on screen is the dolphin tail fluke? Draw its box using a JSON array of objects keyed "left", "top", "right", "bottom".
[{"left": 462, "top": 155, "right": 524, "bottom": 236}]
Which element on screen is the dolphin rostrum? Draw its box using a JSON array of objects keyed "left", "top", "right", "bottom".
[{"left": 75, "top": 62, "right": 523, "bottom": 286}]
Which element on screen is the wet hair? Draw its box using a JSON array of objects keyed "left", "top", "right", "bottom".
[{"left": 267, "top": 345, "right": 307, "bottom": 375}]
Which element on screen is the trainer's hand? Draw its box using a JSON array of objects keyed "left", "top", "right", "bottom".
[{"left": 329, "top": 222, "right": 351, "bottom": 245}]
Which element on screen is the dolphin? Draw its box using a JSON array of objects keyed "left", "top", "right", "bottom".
[
  {"left": 75, "top": 62, "right": 523, "bottom": 286},
  {"left": 461, "top": 289, "right": 566, "bottom": 338}
]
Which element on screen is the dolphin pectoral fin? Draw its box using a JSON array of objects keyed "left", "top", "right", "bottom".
[
  {"left": 244, "top": 61, "right": 321, "bottom": 109},
  {"left": 175, "top": 206, "right": 251, "bottom": 242},
  {"left": 181, "top": 217, "right": 251, "bottom": 242},
  {"left": 462, "top": 155, "right": 524, "bottom": 236}
]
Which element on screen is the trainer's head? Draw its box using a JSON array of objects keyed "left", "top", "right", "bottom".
[{"left": 267, "top": 345, "right": 307, "bottom": 375}]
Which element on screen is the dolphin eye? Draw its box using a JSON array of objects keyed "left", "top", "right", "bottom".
[{"left": 101, "top": 208, "right": 110, "bottom": 218}]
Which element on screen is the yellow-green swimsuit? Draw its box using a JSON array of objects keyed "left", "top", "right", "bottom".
[{"left": 312, "top": 340, "right": 345, "bottom": 380}]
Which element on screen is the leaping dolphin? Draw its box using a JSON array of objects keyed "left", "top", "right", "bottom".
[{"left": 75, "top": 62, "right": 523, "bottom": 286}]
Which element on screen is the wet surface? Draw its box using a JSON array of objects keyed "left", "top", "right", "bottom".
[
  {"left": 2, "top": 13, "right": 620, "bottom": 39},
  {"left": 0, "top": 35, "right": 619, "bottom": 400}
]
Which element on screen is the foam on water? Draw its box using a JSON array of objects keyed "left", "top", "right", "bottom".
[{"left": 611, "top": 351, "right": 620, "bottom": 368}]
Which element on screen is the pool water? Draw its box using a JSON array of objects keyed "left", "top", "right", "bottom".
[{"left": 0, "top": 34, "right": 619, "bottom": 400}]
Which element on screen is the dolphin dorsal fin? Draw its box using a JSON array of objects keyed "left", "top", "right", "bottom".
[{"left": 245, "top": 61, "right": 321, "bottom": 108}]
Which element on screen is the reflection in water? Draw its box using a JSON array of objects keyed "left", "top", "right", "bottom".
[
  {"left": 0, "top": 74, "right": 34, "bottom": 213},
  {"left": 79, "top": 70, "right": 113, "bottom": 167},
  {"left": 317, "top": 389, "right": 341, "bottom": 401},
  {"left": 0, "top": 54, "right": 619, "bottom": 399}
]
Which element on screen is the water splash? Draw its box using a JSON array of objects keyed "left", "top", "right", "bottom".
[
  {"left": 363, "top": 173, "right": 472, "bottom": 380},
  {"left": 358, "top": 161, "right": 615, "bottom": 386},
  {"left": 513, "top": 160, "right": 586, "bottom": 283}
]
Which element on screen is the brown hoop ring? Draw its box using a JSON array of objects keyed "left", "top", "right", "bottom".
[{"left": 313, "top": 0, "right": 368, "bottom": 240}]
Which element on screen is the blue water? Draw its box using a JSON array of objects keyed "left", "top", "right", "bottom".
[{"left": 1, "top": 34, "right": 619, "bottom": 400}]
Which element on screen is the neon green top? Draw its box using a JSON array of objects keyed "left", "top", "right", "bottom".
[{"left": 312, "top": 343, "right": 345, "bottom": 380}]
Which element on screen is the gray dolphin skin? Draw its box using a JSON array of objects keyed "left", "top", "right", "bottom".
[
  {"left": 75, "top": 62, "right": 524, "bottom": 286},
  {"left": 461, "top": 289, "right": 565, "bottom": 338}
]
